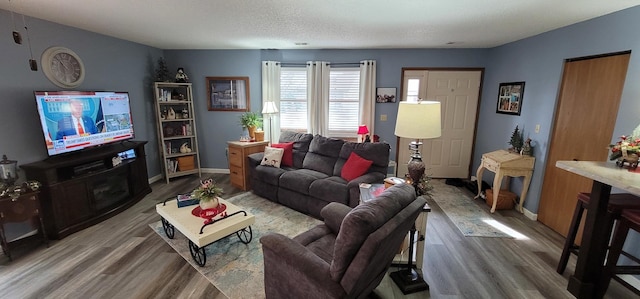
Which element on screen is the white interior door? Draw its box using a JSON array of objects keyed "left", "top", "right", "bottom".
[{"left": 397, "top": 70, "right": 481, "bottom": 179}]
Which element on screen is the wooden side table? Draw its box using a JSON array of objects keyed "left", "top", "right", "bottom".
[
  {"left": 0, "top": 191, "right": 48, "bottom": 260},
  {"left": 227, "top": 141, "right": 269, "bottom": 191},
  {"left": 475, "top": 150, "right": 535, "bottom": 213}
]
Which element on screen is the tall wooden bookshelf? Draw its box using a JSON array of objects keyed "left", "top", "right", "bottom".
[{"left": 154, "top": 82, "right": 201, "bottom": 183}]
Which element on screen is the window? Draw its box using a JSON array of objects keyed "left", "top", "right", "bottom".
[
  {"left": 328, "top": 68, "right": 360, "bottom": 137},
  {"left": 279, "top": 66, "right": 361, "bottom": 137},
  {"left": 280, "top": 67, "right": 307, "bottom": 131}
]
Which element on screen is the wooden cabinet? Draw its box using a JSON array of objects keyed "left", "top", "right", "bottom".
[
  {"left": 21, "top": 141, "right": 151, "bottom": 239},
  {"left": 227, "top": 141, "right": 269, "bottom": 190},
  {"left": 154, "top": 82, "right": 201, "bottom": 183},
  {"left": 0, "top": 191, "right": 48, "bottom": 260}
]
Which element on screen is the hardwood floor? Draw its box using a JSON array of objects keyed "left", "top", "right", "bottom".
[{"left": 0, "top": 174, "right": 636, "bottom": 298}]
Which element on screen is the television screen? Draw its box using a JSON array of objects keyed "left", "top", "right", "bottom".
[{"left": 34, "top": 91, "right": 135, "bottom": 156}]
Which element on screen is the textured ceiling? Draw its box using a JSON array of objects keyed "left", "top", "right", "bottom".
[{"left": 1, "top": 0, "right": 639, "bottom": 49}]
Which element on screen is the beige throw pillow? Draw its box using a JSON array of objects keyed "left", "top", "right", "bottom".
[{"left": 260, "top": 146, "right": 284, "bottom": 168}]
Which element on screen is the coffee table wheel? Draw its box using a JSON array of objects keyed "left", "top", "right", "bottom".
[
  {"left": 188, "top": 240, "right": 206, "bottom": 267},
  {"left": 237, "top": 226, "right": 253, "bottom": 244},
  {"left": 161, "top": 217, "right": 175, "bottom": 239}
]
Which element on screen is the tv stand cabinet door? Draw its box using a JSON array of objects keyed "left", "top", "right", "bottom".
[{"left": 50, "top": 181, "right": 93, "bottom": 234}]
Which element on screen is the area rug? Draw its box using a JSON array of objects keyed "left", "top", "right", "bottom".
[
  {"left": 430, "top": 179, "right": 513, "bottom": 238},
  {"left": 150, "top": 192, "right": 322, "bottom": 299}
]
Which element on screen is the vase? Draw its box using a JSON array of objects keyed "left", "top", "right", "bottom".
[
  {"left": 199, "top": 197, "right": 220, "bottom": 210},
  {"left": 247, "top": 126, "right": 256, "bottom": 141}
]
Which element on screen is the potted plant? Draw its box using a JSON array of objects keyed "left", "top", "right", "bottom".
[
  {"left": 508, "top": 125, "right": 524, "bottom": 153},
  {"left": 239, "top": 112, "right": 263, "bottom": 141},
  {"left": 609, "top": 134, "right": 640, "bottom": 168},
  {"left": 192, "top": 179, "right": 224, "bottom": 210}
]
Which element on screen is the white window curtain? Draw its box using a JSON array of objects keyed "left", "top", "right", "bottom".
[
  {"left": 359, "top": 60, "right": 376, "bottom": 136},
  {"left": 307, "top": 61, "right": 330, "bottom": 135},
  {"left": 262, "top": 61, "right": 281, "bottom": 143}
]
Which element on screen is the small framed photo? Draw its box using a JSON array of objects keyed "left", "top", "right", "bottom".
[
  {"left": 376, "top": 87, "right": 397, "bottom": 103},
  {"left": 496, "top": 82, "right": 525, "bottom": 115},
  {"left": 207, "top": 77, "right": 250, "bottom": 111}
]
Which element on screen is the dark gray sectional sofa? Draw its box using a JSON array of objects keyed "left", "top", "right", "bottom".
[{"left": 248, "top": 131, "right": 390, "bottom": 219}]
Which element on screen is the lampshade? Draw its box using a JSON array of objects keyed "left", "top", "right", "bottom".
[
  {"left": 394, "top": 101, "right": 442, "bottom": 139},
  {"left": 261, "top": 101, "right": 278, "bottom": 114},
  {"left": 357, "top": 125, "right": 369, "bottom": 134}
]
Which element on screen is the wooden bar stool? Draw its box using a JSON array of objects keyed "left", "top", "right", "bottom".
[
  {"left": 601, "top": 208, "right": 640, "bottom": 296},
  {"left": 556, "top": 192, "right": 640, "bottom": 274}
]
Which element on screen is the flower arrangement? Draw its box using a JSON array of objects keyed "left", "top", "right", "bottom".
[
  {"left": 192, "top": 178, "right": 224, "bottom": 202},
  {"left": 609, "top": 135, "right": 640, "bottom": 161}
]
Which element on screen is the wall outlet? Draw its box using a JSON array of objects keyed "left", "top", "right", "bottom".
[
  {"left": 380, "top": 114, "right": 387, "bottom": 121},
  {"left": 535, "top": 124, "right": 541, "bottom": 133}
]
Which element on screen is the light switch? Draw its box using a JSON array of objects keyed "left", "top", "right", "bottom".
[
  {"left": 535, "top": 124, "right": 540, "bottom": 133},
  {"left": 380, "top": 114, "right": 387, "bottom": 121}
]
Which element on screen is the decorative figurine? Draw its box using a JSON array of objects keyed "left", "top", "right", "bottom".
[{"left": 175, "top": 67, "right": 189, "bottom": 83}]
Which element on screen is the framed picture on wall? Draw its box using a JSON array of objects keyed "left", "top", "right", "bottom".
[
  {"left": 376, "top": 87, "right": 397, "bottom": 103},
  {"left": 496, "top": 81, "right": 525, "bottom": 115},
  {"left": 207, "top": 76, "right": 250, "bottom": 111}
]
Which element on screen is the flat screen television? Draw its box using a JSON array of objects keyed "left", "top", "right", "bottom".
[{"left": 34, "top": 91, "right": 135, "bottom": 156}]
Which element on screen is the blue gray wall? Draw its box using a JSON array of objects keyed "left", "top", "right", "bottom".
[
  {"left": 163, "top": 48, "right": 488, "bottom": 170},
  {"left": 2, "top": 6, "right": 640, "bottom": 220},
  {"left": 476, "top": 6, "right": 640, "bottom": 213},
  {"left": 1, "top": 9, "right": 163, "bottom": 177}
]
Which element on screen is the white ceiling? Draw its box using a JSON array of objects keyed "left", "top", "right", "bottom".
[{"left": 2, "top": 0, "right": 640, "bottom": 50}]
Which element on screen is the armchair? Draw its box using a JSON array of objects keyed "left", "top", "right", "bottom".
[{"left": 260, "top": 183, "right": 426, "bottom": 299}]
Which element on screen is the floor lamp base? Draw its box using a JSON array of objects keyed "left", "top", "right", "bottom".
[{"left": 390, "top": 268, "right": 429, "bottom": 294}]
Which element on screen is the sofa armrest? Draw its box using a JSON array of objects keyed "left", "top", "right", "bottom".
[
  {"left": 345, "top": 172, "right": 386, "bottom": 207},
  {"left": 260, "top": 233, "right": 343, "bottom": 298},
  {"left": 321, "top": 202, "right": 352, "bottom": 233},
  {"left": 247, "top": 152, "right": 264, "bottom": 167}
]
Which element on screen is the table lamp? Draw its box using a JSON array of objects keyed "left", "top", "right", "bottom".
[
  {"left": 391, "top": 100, "right": 441, "bottom": 294},
  {"left": 261, "top": 101, "right": 279, "bottom": 144},
  {"left": 357, "top": 125, "right": 369, "bottom": 142}
]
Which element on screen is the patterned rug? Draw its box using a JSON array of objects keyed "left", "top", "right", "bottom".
[
  {"left": 150, "top": 192, "right": 322, "bottom": 299},
  {"left": 430, "top": 179, "right": 513, "bottom": 238}
]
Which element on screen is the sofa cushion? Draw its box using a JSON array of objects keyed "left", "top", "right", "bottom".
[
  {"left": 280, "top": 169, "right": 329, "bottom": 194},
  {"left": 254, "top": 165, "right": 287, "bottom": 185},
  {"left": 261, "top": 146, "right": 284, "bottom": 168},
  {"left": 279, "top": 131, "right": 314, "bottom": 169},
  {"left": 270, "top": 142, "right": 294, "bottom": 167},
  {"left": 303, "top": 135, "right": 345, "bottom": 175},
  {"left": 334, "top": 142, "right": 390, "bottom": 177},
  {"left": 340, "top": 152, "right": 373, "bottom": 181},
  {"left": 309, "top": 176, "right": 349, "bottom": 205}
]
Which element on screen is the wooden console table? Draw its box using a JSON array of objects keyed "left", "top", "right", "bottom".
[{"left": 475, "top": 150, "right": 535, "bottom": 213}]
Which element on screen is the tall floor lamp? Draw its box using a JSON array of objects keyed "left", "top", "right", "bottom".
[
  {"left": 261, "top": 101, "right": 279, "bottom": 144},
  {"left": 391, "top": 100, "right": 441, "bottom": 294}
]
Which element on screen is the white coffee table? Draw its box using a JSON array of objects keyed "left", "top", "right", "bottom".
[{"left": 156, "top": 197, "right": 255, "bottom": 266}]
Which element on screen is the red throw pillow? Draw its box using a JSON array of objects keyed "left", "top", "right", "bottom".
[
  {"left": 270, "top": 142, "right": 294, "bottom": 167},
  {"left": 341, "top": 152, "right": 373, "bottom": 181}
]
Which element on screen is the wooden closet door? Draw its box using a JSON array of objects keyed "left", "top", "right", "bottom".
[{"left": 538, "top": 52, "right": 630, "bottom": 237}]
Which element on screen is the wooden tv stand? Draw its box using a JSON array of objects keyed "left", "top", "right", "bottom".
[{"left": 21, "top": 140, "right": 151, "bottom": 239}]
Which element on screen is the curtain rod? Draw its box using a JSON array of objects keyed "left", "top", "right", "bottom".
[{"left": 276, "top": 62, "right": 366, "bottom": 67}]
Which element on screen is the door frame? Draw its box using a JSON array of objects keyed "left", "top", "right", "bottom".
[{"left": 397, "top": 67, "right": 485, "bottom": 178}]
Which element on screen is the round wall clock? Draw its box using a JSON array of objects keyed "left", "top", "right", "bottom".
[{"left": 41, "top": 46, "right": 85, "bottom": 89}]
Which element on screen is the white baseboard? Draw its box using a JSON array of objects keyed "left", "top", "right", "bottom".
[
  {"left": 201, "top": 168, "right": 230, "bottom": 174},
  {"left": 148, "top": 168, "right": 229, "bottom": 185},
  {"left": 618, "top": 275, "right": 640, "bottom": 290},
  {"left": 523, "top": 208, "right": 537, "bottom": 221},
  {"left": 148, "top": 174, "right": 163, "bottom": 184}
]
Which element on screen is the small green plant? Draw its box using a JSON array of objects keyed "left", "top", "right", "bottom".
[
  {"left": 508, "top": 125, "right": 524, "bottom": 152},
  {"left": 239, "top": 112, "right": 263, "bottom": 129},
  {"left": 192, "top": 179, "right": 224, "bottom": 202}
]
